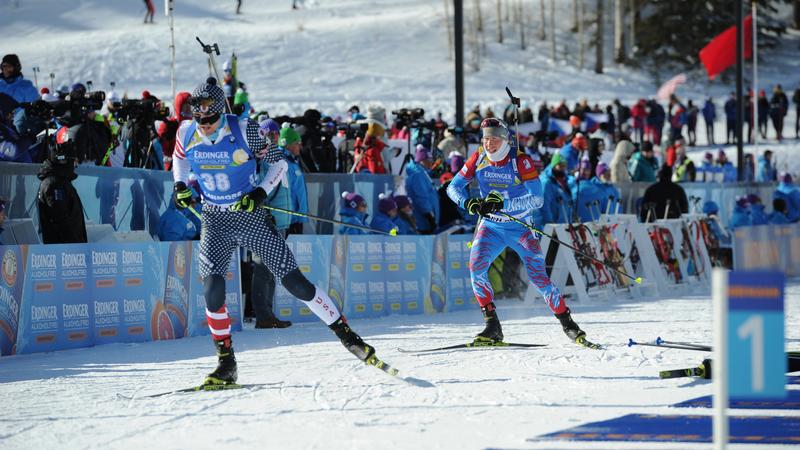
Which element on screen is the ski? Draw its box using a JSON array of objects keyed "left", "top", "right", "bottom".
[
  {"left": 397, "top": 341, "right": 546, "bottom": 354},
  {"left": 659, "top": 366, "right": 707, "bottom": 379},
  {"left": 660, "top": 358, "right": 712, "bottom": 379},
  {"left": 575, "top": 336, "right": 604, "bottom": 350},
  {"left": 366, "top": 354, "right": 400, "bottom": 377},
  {"left": 118, "top": 382, "right": 274, "bottom": 399}
]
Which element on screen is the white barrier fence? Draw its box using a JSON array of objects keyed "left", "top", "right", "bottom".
[{"left": 528, "top": 215, "right": 714, "bottom": 304}]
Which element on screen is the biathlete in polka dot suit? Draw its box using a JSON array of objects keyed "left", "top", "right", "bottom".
[{"left": 172, "top": 77, "right": 377, "bottom": 386}]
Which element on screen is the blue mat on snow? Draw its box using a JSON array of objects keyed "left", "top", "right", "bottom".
[
  {"left": 673, "top": 390, "right": 800, "bottom": 409},
  {"left": 534, "top": 414, "right": 800, "bottom": 444}
]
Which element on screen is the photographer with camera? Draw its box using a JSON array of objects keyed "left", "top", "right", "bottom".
[
  {"left": 273, "top": 109, "right": 337, "bottom": 173},
  {"left": 117, "top": 91, "right": 170, "bottom": 169},
  {"left": 37, "top": 125, "right": 88, "bottom": 244}
]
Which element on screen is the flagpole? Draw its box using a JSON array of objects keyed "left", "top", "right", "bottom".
[
  {"left": 752, "top": 1, "right": 758, "bottom": 156},
  {"left": 166, "top": 0, "right": 177, "bottom": 102},
  {"left": 735, "top": 0, "right": 744, "bottom": 182}
]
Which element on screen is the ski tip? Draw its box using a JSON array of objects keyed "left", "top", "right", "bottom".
[{"left": 635, "top": 277, "right": 643, "bottom": 284}]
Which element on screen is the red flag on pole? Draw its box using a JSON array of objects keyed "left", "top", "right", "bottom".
[{"left": 699, "top": 15, "right": 752, "bottom": 80}]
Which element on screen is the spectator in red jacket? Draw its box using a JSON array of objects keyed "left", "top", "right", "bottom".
[
  {"left": 353, "top": 105, "right": 388, "bottom": 174},
  {"left": 157, "top": 91, "right": 192, "bottom": 171},
  {"left": 630, "top": 99, "right": 647, "bottom": 143}
]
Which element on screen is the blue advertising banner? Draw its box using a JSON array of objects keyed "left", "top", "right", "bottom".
[
  {"left": 0, "top": 246, "right": 25, "bottom": 355},
  {"left": 399, "top": 236, "right": 431, "bottom": 315},
  {"left": 428, "top": 234, "right": 447, "bottom": 313},
  {"left": 91, "top": 242, "right": 166, "bottom": 345},
  {"left": 328, "top": 235, "right": 347, "bottom": 312},
  {"left": 445, "top": 234, "right": 475, "bottom": 312},
  {"left": 275, "top": 235, "right": 332, "bottom": 323},
  {"left": 162, "top": 241, "right": 191, "bottom": 339},
  {"left": 343, "top": 236, "right": 385, "bottom": 318},
  {"left": 187, "top": 241, "right": 242, "bottom": 338},
  {"left": 728, "top": 270, "right": 786, "bottom": 399},
  {"left": 16, "top": 244, "right": 95, "bottom": 353}
]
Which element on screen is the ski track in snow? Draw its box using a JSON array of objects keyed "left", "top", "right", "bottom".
[{"left": 1, "top": 289, "right": 798, "bottom": 449}]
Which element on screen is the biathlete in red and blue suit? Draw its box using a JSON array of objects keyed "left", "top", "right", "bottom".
[{"left": 446, "top": 118, "right": 587, "bottom": 344}]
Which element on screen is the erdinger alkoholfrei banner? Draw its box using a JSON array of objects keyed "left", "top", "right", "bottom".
[
  {"left": 91, "top": 242, "right": 167, "bottom": 345},
  {"left": 443, "top": 234, "right": 475, "bottom": 312},
  {"left": 275, "top": 235, "right": 333, "bottom": 323},
  {"left": 0, "top": 246, "right": 26, "bottom": 356},
  {"left": 344, "top": 235, "right": 385, "bottom": 318},
  {"left": 162, "top": 241, "right": 192, "bottom": 339},
  {"left": 186, "top": 241, "right": 242, "bottom": 337},
  {"left": 15, "top": 242, "right": 168, "bottom": 354}
]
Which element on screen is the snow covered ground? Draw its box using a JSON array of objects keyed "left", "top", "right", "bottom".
[{"left": 1, "top": 284, "right": 798, "bottom": 449}]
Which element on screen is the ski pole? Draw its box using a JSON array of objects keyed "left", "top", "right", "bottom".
[
  {"left": 505, "top": 87, "right": 521, "bottom": 156},
  {"left": 187, "top": 205, "right": 202, "bottom": 220},
  {"left": 497, "top": 212, "right": 642, "bottom": 284},
  {"left": 262, "top": 205, "right": 398, "bottom": 237},
  {"left": 195, "top": 37, "right": 232, "bottom": 114},
  {"left": 656, "top": 336, "right": 711, "bottom": 351},
  {"left": 628, "top": 338, "right": 710, "bottom": 352}
]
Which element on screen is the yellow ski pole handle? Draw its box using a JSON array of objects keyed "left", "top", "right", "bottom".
[
  {"left": 262, "top": 205, "right": 397, "bottom": 237},
  {"left": 497, "top": 212, "right": 642, "bottom": 284}
]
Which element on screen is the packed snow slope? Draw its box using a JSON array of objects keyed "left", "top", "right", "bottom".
[
  {"left": 1, "top": 286, "right": 799, "bottom": 449},
  {"left": 3, "top": 0, "right": 799, "bottom": 121}
]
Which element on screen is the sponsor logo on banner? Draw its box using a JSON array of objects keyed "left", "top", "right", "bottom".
[{"left": 2, "top": 250, "right": 18, "bottom": 287}]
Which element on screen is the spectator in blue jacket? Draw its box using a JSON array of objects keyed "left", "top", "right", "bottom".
[
  {"left": 730, "top": 196, "right": 752, "bottom": 229},
  {"left": 593, "top": 162, "right": 621, "bottom": 215},
  {"left": 716, "top": 150, "right": 737, "bottom": 182},
  {"left": 697, "top": 152, "right": 717, "bottom": 182},
  {"left": 370, "top": 194, "right": 399, "bottom": 235},
  {"left": 392, "top": 195, "right": 417, "bottom": 235},
  {"left": 0, "top": 55, "right": 38, "bottom": 104},
  {"left": 724, "top": 92, "right": 737, "bottom": 144},
  {"left": 537, "top": 153, "right": 572, "bottom": 225},
  {"left": 158, "top": 200, "right": 198, "bottom": 241},
  {"left": 405, "top": 145, "right": 440, "bottom": 234},
  {"left": 572, "top": 158, "right": 603, "bottom": 222},
  {"left": 756, "top": 150, "right": 776, "bottom": 182},
  {"left": 339, "top": 191, "right": 368, "bottom": 235},
  {"left": 747, "top": 194, "right": 768, "bottom": 225},
  {"left": 703, "top": 200, "right": 732, "bottom": 246},
  {"left": 558, "top": 133, "right": 588, "bottom": 172},
  {"left": 775, "top": 173, "right": 800, "bottom": 222},
  {"left": 768, "top": 198, "right": 790, "bottom": 224},
  {"left": 702, "top": 97, "right": 716, "bottom": 145},
  {"left": 278, "top": 124, "right": 309, "bottom": 234}
]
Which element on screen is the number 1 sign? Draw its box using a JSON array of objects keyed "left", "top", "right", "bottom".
[{"left": 727, "top": 270, "right": 786, "bottom": 399}]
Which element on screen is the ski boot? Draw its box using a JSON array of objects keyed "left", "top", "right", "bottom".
[
  {"left": 474, "top": 302, "right": 504, "bottom": 343},
  {"left": 255, "top": 316, "right": 292, "bottom": 329},
  {"left": 330, "top": 318, "right": 375, "bottom": 362},
  {"left": 205, "top": 337, "right": 238, "bottom": 385},
  {"left": 555, "top": 307, "right": 586, "bottom": 342}
]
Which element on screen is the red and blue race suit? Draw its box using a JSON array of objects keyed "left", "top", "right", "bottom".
[{"left": 446, "top": 146, "right": 568, "bottom": 314}]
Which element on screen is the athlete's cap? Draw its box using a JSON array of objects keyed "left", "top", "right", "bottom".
[
  {"left": 480, "top": 118, "right": 508, "bottom": 140},
  {"left": 191, "top": 77, "right": 226, "bottom": 115}
]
